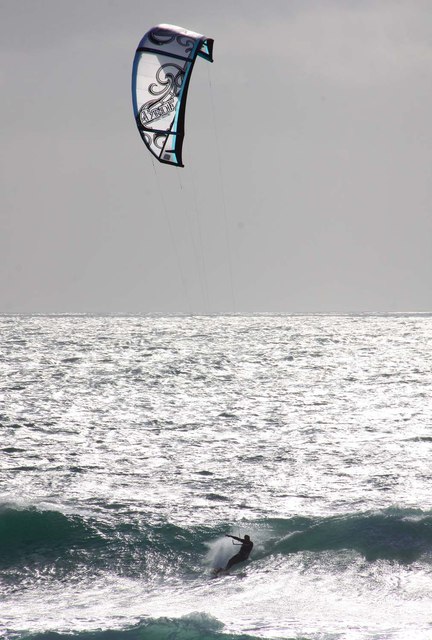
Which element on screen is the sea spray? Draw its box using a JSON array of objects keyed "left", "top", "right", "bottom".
[{"left": 204, "top": 536, "right": 234, "bottom": 570}]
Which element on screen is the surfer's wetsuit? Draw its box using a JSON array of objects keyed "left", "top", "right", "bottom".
[{"left": 225, "top": 534, "right": 253, "bottom": 570}]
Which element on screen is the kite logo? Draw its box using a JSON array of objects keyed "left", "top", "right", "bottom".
[{"left": 139, "top": 99, "right": 175, "bottom": 126}]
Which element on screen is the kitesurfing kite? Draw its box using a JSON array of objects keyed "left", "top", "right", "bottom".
[{"left": 132, "top": 24, "right": 214, "bottom": 167}]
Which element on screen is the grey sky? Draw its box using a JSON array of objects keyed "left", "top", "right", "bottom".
[{"left": 1, "top": 0, "right": 431, "bottom": 313}]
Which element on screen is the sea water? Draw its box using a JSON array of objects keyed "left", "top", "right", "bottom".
[{"left": 1, "top": 313, "right": 431, "bottom": 640}]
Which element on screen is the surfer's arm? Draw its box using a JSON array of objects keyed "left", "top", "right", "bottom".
[{"left": 225, "top": 534, "right": 243, "bottom": 542}]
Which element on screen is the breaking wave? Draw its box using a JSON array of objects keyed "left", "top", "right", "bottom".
[
  {"left": 1, "top": 503, "right": 431, "bottom": 588},
  {"left": 10, "top": 613, "right": 304, "bottom": 640}
]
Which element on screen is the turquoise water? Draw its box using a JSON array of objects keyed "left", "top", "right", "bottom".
[{"left": 1, "top": 314, "right": 431, "bottom": 639}]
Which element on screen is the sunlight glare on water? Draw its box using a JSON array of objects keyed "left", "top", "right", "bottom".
[{"left": 1, "top": 313, "right": 431, "bottom": 640}]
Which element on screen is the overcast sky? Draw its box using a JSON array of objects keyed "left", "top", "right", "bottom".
[{"left": 1, "top": 0, "right": 431, "bottom": 313}]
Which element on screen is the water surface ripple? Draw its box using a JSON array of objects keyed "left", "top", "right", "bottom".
[{"left": 1, "top": 314, "right": 431, "bottom": 640}]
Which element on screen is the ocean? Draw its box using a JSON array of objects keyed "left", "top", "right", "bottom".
[{"left": 1, "top": 313, "right": 431, "bottom": 640}]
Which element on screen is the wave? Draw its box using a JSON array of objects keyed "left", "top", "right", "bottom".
[
  {"left": 0, "top": 504, "right": 211, "bottom": 584},
  {"left": 1, "top": 504, "right": 431, "bottom": 587},
  {"left": 0, "top": 506, "right": 105, "bottom": 568},
  {"left": 262, "top": 508, "right": 432, "bottom": 563},
  {"left": 14, "top": 613, "right": 305, "bottom": 640}
]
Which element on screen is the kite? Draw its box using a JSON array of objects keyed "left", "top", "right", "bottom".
[{"left": 132, "top": 24, "right": 214, "bottom": 167}]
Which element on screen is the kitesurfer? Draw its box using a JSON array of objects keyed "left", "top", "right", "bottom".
[{"left": 222, "top": 534, "right": 253, "bottom": 571}]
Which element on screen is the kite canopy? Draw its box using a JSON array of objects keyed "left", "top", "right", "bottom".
[{"left": 132, "top": 24, "right": 214, "bottom": 167}]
